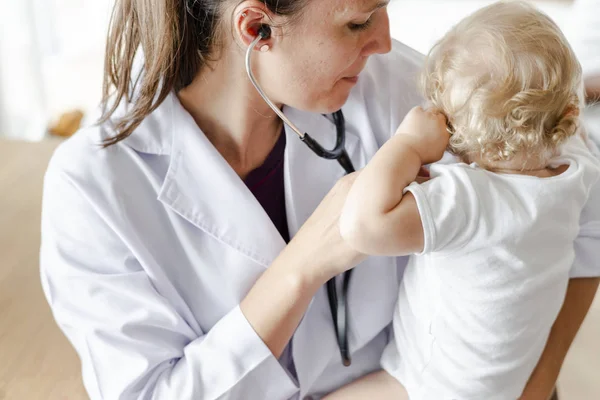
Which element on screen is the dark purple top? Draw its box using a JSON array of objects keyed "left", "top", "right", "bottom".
[{"left": 243, "top": 131, "right": 290, "bottom": 243}]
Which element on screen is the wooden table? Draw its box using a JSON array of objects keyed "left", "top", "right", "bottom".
[{"left": 0, "top": 138, "right": 87, "bottom": 400}]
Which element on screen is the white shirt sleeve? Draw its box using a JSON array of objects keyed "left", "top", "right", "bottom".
[
  {"left": 40, "top": 161, "right": 298, "bottom": 400},
  {"left": 418, "top": 139, "right": 600, "bottom": 278},
  {"left": 403, "top": 165, "right": 479, "bottom": 255}
]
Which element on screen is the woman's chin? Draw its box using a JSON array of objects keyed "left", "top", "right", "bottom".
[
  {"left": 326, "top": 92, "right": 354, "bottom": 113},
  {"left": 287, "top": 85, "right": 354, "bottom": 114},
  {"left": 315, "top": 90, "right": 354, "bottom": 114}
]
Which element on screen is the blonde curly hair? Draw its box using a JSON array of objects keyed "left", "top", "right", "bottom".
[{"left": 421, "top": 0, "right": 584, "bottom": 165}]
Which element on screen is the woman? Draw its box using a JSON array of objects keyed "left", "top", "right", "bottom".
[{"left": 40, "top": 0, "right": 600, "bottom": 399}]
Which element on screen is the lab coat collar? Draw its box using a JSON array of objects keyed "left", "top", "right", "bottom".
[
  {"left": 155, "top": 94, "right": 288, "bottom": 267},
  {"left": 119, "top": 95, "right": 175, "bottom": 156},
  {"left": 131, "top": 92, "right": 362, "bottom": 272}
]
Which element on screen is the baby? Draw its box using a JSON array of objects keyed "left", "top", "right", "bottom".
[{"left": 326, "top": 1, "right": 600, "bottom": 399}]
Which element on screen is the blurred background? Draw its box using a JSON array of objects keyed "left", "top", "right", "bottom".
[{"left": 0, "top": 0, "right": 598, "bottom": 399}]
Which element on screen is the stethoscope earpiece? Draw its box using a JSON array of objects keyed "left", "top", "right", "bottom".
[{"left": 258, "top": 24, "right": 271, "bottom": 40}]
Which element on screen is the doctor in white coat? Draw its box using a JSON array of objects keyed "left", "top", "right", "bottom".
[{"left": 40, "top": 0, "right": 600, "bottom": 399}]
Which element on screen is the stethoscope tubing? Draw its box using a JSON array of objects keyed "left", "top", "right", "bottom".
[{"left": 245, "top": 31, "right": 355, "bottom": 366}]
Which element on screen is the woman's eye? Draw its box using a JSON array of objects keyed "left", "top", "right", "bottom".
[{"left": 348, "top": 17, "right": 373, "bottom": 31}]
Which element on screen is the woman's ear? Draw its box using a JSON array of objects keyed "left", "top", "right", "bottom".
[{"left": 233, "top": 3, "right": 274, "bottom": 49}]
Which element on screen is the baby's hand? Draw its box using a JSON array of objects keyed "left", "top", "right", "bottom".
[{"left": 395, "top": 106, "right": 450, "bottom": 164}]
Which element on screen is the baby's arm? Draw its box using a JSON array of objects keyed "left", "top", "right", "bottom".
[
  {"left": 339, "top": 107, "right": 448, "bottom": 256},
  {"left": 339, "top": 132, "right": 424, "bottom": 255},
  {"left": 323, "top": 370, "right": 409, "bottom": 400}
]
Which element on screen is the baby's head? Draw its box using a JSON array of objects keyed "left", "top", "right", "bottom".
[{"left": 421, "top": 1, "right": 583, "bottom": 168}]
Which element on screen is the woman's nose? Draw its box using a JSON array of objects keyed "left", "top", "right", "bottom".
[{"left": 363, "top": 11, "right": 392, "bottom": 56}]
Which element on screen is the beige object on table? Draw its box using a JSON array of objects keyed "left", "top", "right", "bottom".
[{"left": 48, "top": 110, "right": 85, "bottom": 138}]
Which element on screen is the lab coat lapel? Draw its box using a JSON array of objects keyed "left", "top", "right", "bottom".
[
  {"left": 282, "top": 106, "right": 365, "bottom": 393},
  {"left": 158, "top": 96, "right": 286, "bottom": 268}
]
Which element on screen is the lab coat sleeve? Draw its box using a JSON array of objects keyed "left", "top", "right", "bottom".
[
  {"left": 40, "top": 160, "right": 298, "bottom": 400},
  {"left": 358, "top": 39, "right": 425, "bottom": 149}
]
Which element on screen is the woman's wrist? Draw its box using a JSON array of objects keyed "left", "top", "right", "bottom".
[
  {"left": 240, "top": 245, "right": 327, "bottom": 358},
  {"left": 273, "top": 244, "right": 330, "bottom": 293}
]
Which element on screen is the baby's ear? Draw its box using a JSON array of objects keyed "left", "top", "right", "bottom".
[
  {"left": 445, "top": 117, "right": 455, "bottom": 136},
  {"left": 563, "top": 105, "right": 580, "bottom": 118}
]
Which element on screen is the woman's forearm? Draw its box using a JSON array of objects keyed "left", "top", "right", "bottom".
[
  {"left": 520, "top": 277, "right": 600, "bottom": 400},
  {"left": 240, "top": 172, "right": 365, "bottom": 358},
  {"left": 240, "top": 247, "right": 324, "bottom": 358}
]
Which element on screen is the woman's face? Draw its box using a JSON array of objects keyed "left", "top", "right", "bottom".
[{"left": 257, "top": 0, "right": 392, "bottom": 113}]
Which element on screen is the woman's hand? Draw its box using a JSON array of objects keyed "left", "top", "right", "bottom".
[
  {"left": 282, "top": 172, "right": 366, "bottom": 285},
  {"left": 395, "top": 106, "right": 449, "bottom": 165}
]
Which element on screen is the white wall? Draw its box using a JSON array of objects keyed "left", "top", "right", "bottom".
[
  {"left": 0, "top": 0, "right": 113, "bottom": 140},
  {"left": 0, "top": 0, "right": 49, "bottom": 141},
  {"left": 42, "top": 0, "right": 114, "bottom": 123},
  {"left": 388, "top": 0, "right": 572, "bottom": 55}
]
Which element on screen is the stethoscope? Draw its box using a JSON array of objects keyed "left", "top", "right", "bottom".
[{"left": 246, "top": 25, "right": 356, "bottom": 366}]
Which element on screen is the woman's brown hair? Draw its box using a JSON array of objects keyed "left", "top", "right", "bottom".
[{"left": 99, "top": 0, "right": 305, "bottom": 146}]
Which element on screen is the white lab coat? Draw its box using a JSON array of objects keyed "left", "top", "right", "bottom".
[{"left": 40, "top": 40, "right": 600, "bottom": 400}]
